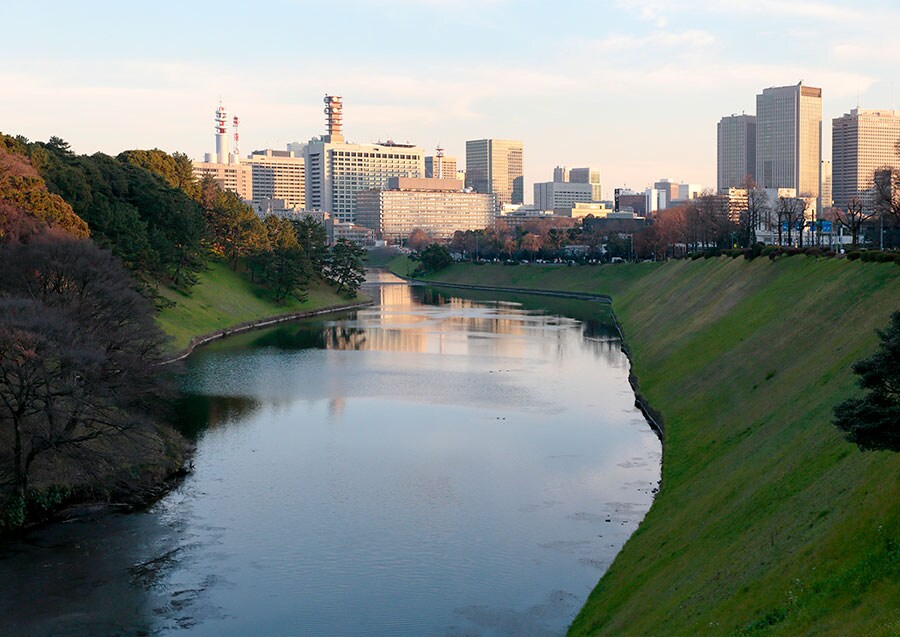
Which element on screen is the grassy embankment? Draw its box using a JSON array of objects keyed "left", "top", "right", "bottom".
[
  {"left": 157, "top": 261, "right": 367, "bottom": 351},
  {"left": 391, "top": 256, "right": 900, "bottom": 636}
]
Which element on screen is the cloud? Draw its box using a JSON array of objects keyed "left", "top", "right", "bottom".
[
  {"left": 617, "top": 0, "right": 873, "bottom": 23},
  {"left": 615, "top": 0, "right": 670, "bottom": 27},
  {"left": 585, "top": 29, "right": 717, "bottom": 52}
]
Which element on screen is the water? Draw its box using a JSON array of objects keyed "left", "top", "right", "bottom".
[{"left": 0, "top": 272, "right": 661, "bottom": 637}]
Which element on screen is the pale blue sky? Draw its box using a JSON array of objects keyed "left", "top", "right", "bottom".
[{"left": 3, "top": 0, "right": 898, "bottom": 199}]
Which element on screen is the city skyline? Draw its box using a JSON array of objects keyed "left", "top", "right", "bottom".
[{"left": 3, "top": 1, "right": 900, "bottom": 200}]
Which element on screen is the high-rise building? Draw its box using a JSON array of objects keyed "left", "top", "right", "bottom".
[
  {"left": 533, "top": 182, "right": 593, "bottom": 211},
  {"left": 305, "top": 96, "right": 425, "bottom": 223},
  {"left": 553, "top": 166, "right": 570, "bottom": 182},
  {"left": 832, "top": 108, "right": 900, "bottom": 209},
  {"left": 244, "top": 149, "right": 306, "bottom": 209},
  {"left": 465, "top": 139, "right": 524, "bottom": 207},
  {"left": 678, "top": 183, "right": 703, "bottom": 201},
  {"left": 356, "top": 177, "right": 496, "bottom": 241},
  {"left": 425, "top": 147, "right": 458, "bottom": 180},
  {"left": 570, "top": 167, "right": 602, "bottom": 201},
  {"left": 717, "top": 114, "right": 757, "bottom": 190},
  {"left": 821, "top": 160, "right": 833, "bottom": 210},
  {"left": 653, "top": 179, "right": 678, "bottom": 209},
  {"left": 755, "top": 83, "right": 822, "bottom": 200}
]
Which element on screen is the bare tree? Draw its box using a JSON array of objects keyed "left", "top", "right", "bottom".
[
  {"left": 873, "top": 167, "right": 900, "bottom": 222},
  {"left": 739, "top": 178, "right": 771, "bottom": 247},
  {"left": 776, "top": 197, "right": 808, "bottom": 246},
  {"left": 834, "top": 196, "right": 878, "bottom": 249},
  {"left": 0, "top": 240, "right": 173, "bottom": 503},
  {"left": 407, "top": 227, "right": 432, "bottom": 252}
]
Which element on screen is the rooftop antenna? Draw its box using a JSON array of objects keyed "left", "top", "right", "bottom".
[{"left": 232, "top": 115, "right": 240, "bottom": 158}]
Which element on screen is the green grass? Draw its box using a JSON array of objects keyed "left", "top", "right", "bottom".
[
  {"left": 157, "top": 261, "right": 366, "bottom": 351},
  {"left": 394, "top": 256, "right": 900, "bottom": 636}
]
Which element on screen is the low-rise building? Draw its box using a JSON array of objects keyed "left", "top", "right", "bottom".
[
  {"left": 192, "top": 160, "right": 253, "bottom": 200},
  {"left": 534, "top": 181, "right": 594, "bottom": 211},
  {"left": 356, "top": 177, "right": 496, "bottom": 241}
]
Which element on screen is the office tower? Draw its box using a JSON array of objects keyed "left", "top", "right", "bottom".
[
  {"left": 571, "top": 167, "right": 603, "bottom": 201},
  {"left": 356, "top": 177, "right": 496, "bottom": 241},
  {"left": 425, "top": 147, "right": 458, "bottom": 180},
  {"left": 821, "top": 160, "right": 832, "bottom": 210},
  {"left": 553, "top": 166, "right": 570, "bottom": 182},
  {"left": 755, "top": 83, "right": 822, "bottom": 199},
  {"left": 678, "top": 184, "right": 703, "bottom": 201},
  {"left": 465, "top": 139, "right": 524, "bottom": 207},
  {"left": 305, "top": 96, "right": 425, "bottom": 223},
  {"left": 653, "top": 179, "right": 678, "bottom": 209},
  {"left": 717, "top": 114, "right": 757, "bottom": 190},
  {"left": 832, "top": 108, "right": 900, "bottom": 208},
  {"left": 615, "top": 188, "right": 647, "bottom": 215},
  {"left": 244, "top": 149, "right": 306, "bottom": 209},
  {"left": 534, "top": 182, "right": 593, "bottom": 211}
]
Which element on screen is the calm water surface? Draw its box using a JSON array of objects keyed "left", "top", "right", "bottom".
[{"left": 0, "top": 272, "right": 660, "bottom": 637}]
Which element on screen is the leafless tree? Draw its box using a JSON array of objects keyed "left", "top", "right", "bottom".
[
  {"left": 739, "top": 178, "right": 771, "bottom": 247},
  {"left": 873, "top": 167, "right": 900, "bottom": 222},
  {"left": 834, "top": 196, "right": 878, "bottom": 248},
  {"left": 776, "top": 197, "right": 808, "bottom": 246},
  {"left": 0, "top": 240, "right": 173, "bottom": 502}
]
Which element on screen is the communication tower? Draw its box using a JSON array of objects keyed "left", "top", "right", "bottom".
[
  {"left": 323, "top": 95, "right": 344, "bottom": 143},
  {"left": 214, "top": 103, "right": 229, "bottom": 164},
  {"left": 232, "top": 115, "right": 240, "bottom": 163}
]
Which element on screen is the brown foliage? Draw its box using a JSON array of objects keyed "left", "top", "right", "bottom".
[{"left": 0, "top": 145, "right": 89, "bottom": 242}]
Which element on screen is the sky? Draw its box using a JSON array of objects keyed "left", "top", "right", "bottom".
[{"left": 2, "top": 0, "right": 899, "bottom": 202}]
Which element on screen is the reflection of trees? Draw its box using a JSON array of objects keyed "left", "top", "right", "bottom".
[
  {"left": 581, "top": 337, "right": 629, "bottom": 369},
  {"left": 249, "top": 325, "right": 368, "bottom": 352},
  {"left": 173, "top": 394, "right": 262, "bottom": 439}
]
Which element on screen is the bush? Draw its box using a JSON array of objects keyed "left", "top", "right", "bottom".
[
  {"left": 744, "top": 243, "right": 764, "bottom": 260},
  {"left": 859, "top": 250, "right": 900, "bottom": 263},
  {"left": 804, "top": 247, "right": 822, "bottom": 257},
  {"left": 847, "top": 251, "right": 862, "bottom": 261}
]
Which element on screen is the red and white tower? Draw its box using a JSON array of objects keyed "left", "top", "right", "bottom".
[
  {"left": 215, "top": 103, "right": 229, "bottom": 164},
  {"left": 323, "top": 95, "right": 344, "bottom": 143},
  {"left": 232, "top": 115, "right": 240, "bottom": 163}
]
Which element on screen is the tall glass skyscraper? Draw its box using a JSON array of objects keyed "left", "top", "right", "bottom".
[
  {"left": 465, "top": 139, "right": 524, "bottom": 207},
  {"left": 755, "top": 83, "right": 822, "bottom": 199}
]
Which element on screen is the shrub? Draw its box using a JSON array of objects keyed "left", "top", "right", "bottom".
[
  {"left": 804, "top": 247, "right": 822, "bottom": 257},
  {"left": 847, "top": 251, "right": 862, "bottom": 261}
]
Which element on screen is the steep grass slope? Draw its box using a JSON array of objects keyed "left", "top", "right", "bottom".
[
  {"left": 398, "top": 257, "right": 900, "bottom": 636},
  {"left": 157, "top": 261, "right": 364, "bottom": 351}
]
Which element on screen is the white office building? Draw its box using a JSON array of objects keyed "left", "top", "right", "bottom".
[
  {"left": 305, "top": 95, "right": 425, "bottom": 223},
  {"left": 832, "top": 108, "right": 900, "bottom": 209},
  {"left": 245, "top": 149, "right": 306, "bottom": 209},
  {"left": 534, "top": 182, "right": 594, "bottom": 211}
]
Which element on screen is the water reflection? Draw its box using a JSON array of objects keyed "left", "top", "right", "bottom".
[{"left": 0, "top": 271, "right": 660, "bottom": 637}]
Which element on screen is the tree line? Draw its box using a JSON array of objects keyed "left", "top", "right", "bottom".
[
  {"left": 0, "top": 133, "right": 368, "bottom": 530},
  {"left": 2, "top": 136, "right": 366, "bottom": 300}
]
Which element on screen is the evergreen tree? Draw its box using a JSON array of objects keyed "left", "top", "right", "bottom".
[
  {"left": 325, "top": 238, "right": 366, "bottom": 297},
  {"left": 833, "top": 311, "right": 900, "bottom": 451}
]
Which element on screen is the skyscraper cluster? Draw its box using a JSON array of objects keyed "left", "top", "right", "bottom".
[
  {"left": 717, "top": 83, "right": 900, "bottom": 216},
  {"left": 195, "top": 96, "right": 526, "bottom": 241}
]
